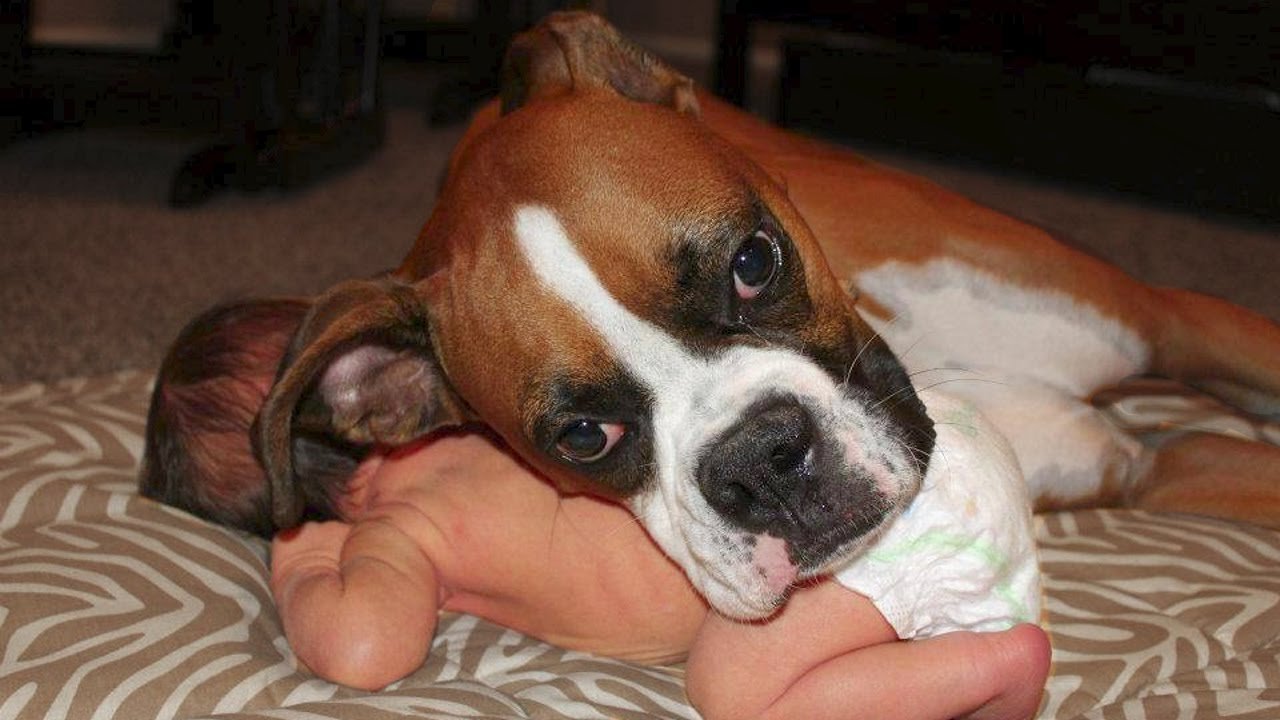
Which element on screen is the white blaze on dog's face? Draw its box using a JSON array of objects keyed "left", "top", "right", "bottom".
[
  {"left": 514, "top": 206, "right": 928, "bottom": 617},
  {"left": 417, "top": 95, "right": 935, "bottom": 619}
]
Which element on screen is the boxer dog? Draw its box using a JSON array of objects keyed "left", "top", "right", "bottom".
[{"left": 143, "top": 12, "right": 1280, "bottom": 624}]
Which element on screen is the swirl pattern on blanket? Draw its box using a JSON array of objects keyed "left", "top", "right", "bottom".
[{"left": 0, "top": 372, "right": 1277, "bottom": 720}]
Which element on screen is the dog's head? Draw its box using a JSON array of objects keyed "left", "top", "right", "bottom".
[{"left": 258, "top": 12, "right": 934, "bottom": 619}]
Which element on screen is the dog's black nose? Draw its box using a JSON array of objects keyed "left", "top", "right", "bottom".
[{"left": 697, "top": 397, "right": 815, "bottom": 532}]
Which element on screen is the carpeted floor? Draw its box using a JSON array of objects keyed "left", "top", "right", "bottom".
[
  {"left": 1, "top": 65, "right": 1277, "bottom": 384},
  {"left": 1, "top": 67, "right": 464, "bottom": 384}
]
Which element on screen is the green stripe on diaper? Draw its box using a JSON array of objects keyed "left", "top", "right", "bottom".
[{"left": 864, "top": 532, "right": 1033, "bottom": 623}]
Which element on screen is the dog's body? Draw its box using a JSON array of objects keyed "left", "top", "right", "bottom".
[
  {"left": 446, "top": 89, "right": 1280, "bottom": 522},
  {"left": 381, "top": 18, "right": 1279, "bottom": 615},
  {"left": 145, "top": 11, "right": 1279, "bottom": 637},
  {"left": 689, "top": 96, "right": 1280, "bottom": 520}
]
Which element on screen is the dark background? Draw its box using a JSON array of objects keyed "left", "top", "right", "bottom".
[{"left": 1, "top": 0, "right": 1277, "bottom": 383}]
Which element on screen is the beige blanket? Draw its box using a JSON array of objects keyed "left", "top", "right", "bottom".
[{"left": 2, "top": 371, "right": 1278, "bottom": 719}]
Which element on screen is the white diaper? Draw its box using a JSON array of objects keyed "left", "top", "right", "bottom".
[{"left": 833, "top": 392, "right": 1041, "bottom": 639}]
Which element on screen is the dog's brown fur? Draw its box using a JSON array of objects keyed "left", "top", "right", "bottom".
[{"left": 141, "top": 12, "right": 1280, "bottom": 539}]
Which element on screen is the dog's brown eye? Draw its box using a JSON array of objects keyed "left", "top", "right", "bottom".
[
  {"left": 732, "top": 229, "right": 780, "bottom": 300},
  {"left": 556, "top": 419, "right": 624, "bottom": 463}
]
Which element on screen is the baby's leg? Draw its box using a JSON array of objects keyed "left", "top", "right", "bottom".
[
  {"left": 686, "top": 580, "right": 1050, "bottom": 720},
  {"left": 271, "top": 511, "right": 440, "bottom": 691}
]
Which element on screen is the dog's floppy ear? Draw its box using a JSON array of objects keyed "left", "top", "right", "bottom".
[
  {"left": 500, "top": 11, "right": 699, "bottom": 116},
  {"left": 256, "top": 277, "right": 467, "bottom": 529}
]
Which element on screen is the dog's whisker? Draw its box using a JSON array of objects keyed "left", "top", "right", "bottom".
[
  {"left": 842, "top": 319, "right": 940, "bottom": 392},
  {"left": 912, "top": 376, "right": 1009, "bottom": 396},
  {"left": 601, "top": 511, "right": 687, "bottom": 561},
  {"left": 868, "top": 383, "right": 920, "bottom": 413},
  {"left": 872, "top": 375, "right": 1008, "bottom": 414},
  {"left": 547, "top": 491, "right": 654, "bottom": 554},
  {"left": 901, "top": 442, "right": 932, "bottom": 463},
  {"left": 906, "top": 365, "right": 977, "bottom": 380},
  {"left": 599, "top": 512, "right": 650, "bottom": 544},
  {"left": 739, "top": 320, "right": 773, "bottom": 347},
  {"left": 889, "top": 433, "right": 948, "bottom": 482},
  {"left": 888, "top": 330, "right": 927, "bottom": 363},
  {"left": 842, "top": 312, "right": 905, "bottom": 386},
  {"left": 890, "top": 434, "right": 931, "bottom": 464}
]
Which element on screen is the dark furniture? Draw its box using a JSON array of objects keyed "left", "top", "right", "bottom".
[
  {"left": 715, "top": 1, "right": 1280, "bottom": 220},
  {"left": 168, "top": 0, "right": 386, "bottom": 206},
  {"left": 380, "top": 0, "right": 568, "bottom": 126},
  {"left": 2, "top": 0, "right": 385, "bottom": 207}
]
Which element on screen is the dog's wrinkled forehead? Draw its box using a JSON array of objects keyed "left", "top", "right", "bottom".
[
  {"left": 474, "top": 95, "right": 761, "bottom": 220},
  {"left": 425, "top": 95, "right": 910, "bottom": 505},
  {"left": 426, "top": 98, "right": 778, "bottom": 476}
]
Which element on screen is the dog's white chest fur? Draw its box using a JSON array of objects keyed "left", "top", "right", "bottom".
[
  {"left": 856, "top": 258, "right": 1148, "bottom": 393},
  {"left": 856, "top": 258, "right": 1151, "bottom": 502}
]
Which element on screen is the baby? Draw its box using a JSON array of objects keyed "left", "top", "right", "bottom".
[{"left": 143, "top": 299, "right": 1051, "bottom": 720}]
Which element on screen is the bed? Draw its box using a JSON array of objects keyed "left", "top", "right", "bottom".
[{"left": 2, "top": 370, "right": 1278, "bottom": 719}]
